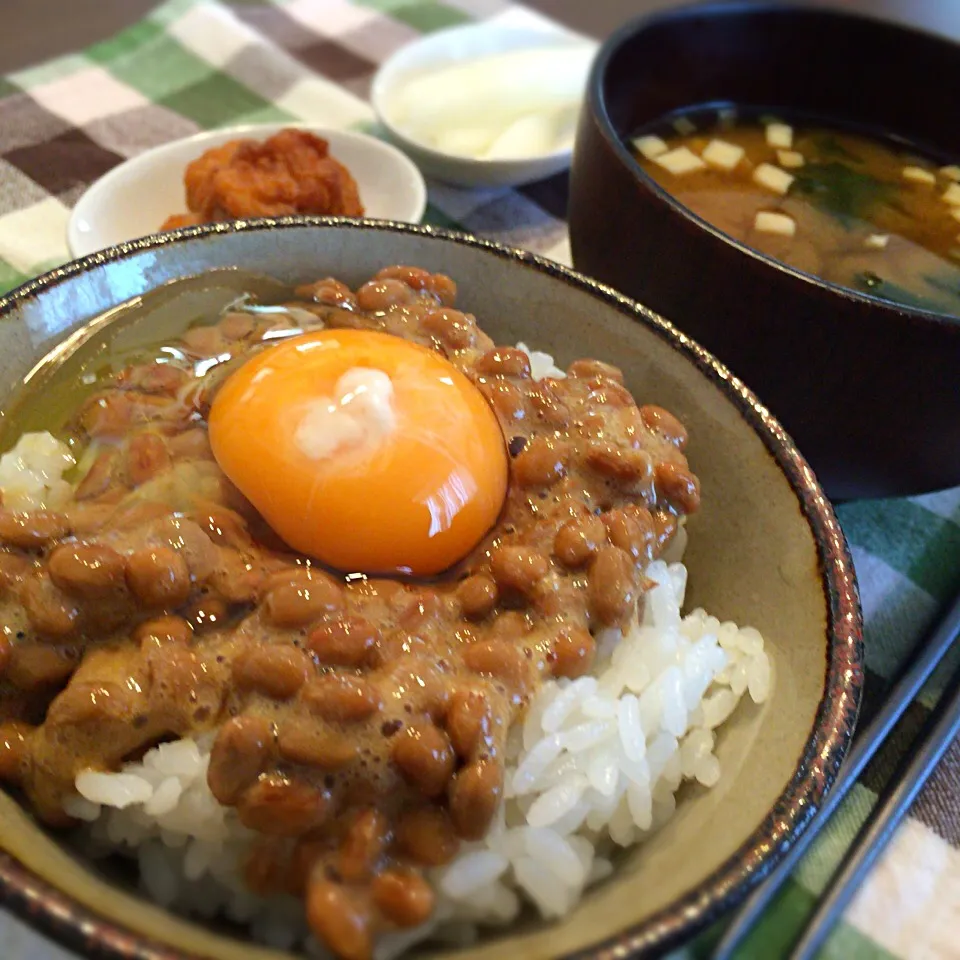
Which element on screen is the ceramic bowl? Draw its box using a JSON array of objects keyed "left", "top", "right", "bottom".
[
  {"left": 568, "top": 2, "right": 960, "bottom": 500},
  {"left": 0, "top": 219, "right": 861, "bottom": 959},
  {"left": 371, "top": 22, "right": 596, "bottom": 188},
  {"left": 68, "top": 125, "right": 427, "bottom": 257}
]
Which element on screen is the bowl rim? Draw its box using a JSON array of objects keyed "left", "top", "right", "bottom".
[
  {"left": 0, "top": 216, "right": 863, "bottom": 960},
  {"left": 585, "top": 0, "right": 960, "bottom": 328}
]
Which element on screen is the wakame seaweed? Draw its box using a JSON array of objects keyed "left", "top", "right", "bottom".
[
  {"left": 811, "top": 133, "right": 863, "bottom": 163},
  {"left": 792, "top": 162, "right": 894, "bottom": 228}
]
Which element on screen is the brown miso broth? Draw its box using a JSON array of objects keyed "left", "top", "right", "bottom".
[{"left": 631, "top": 108, "right": 960, "bottom": 316}]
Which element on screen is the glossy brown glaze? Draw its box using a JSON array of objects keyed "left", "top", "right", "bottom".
[{"left": 161, "top": 129, "right": 364, "bottom": 230}]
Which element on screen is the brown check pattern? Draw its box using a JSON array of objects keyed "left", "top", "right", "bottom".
[{"left": 0, "top": 3, "right": 957, "bottom": 960}]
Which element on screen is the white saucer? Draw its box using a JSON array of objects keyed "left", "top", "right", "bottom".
[{"left": 68, "top": 124, "right": 428, "bottom": 258}]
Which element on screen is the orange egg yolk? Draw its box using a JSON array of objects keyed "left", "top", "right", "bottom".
[{"left": 208, "top": 329, "right": 508, "bottom": 576}]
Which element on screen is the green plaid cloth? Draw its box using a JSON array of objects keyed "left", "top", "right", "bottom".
[{"left": 0, "top": 2, "right": 957, "bottom": 958}]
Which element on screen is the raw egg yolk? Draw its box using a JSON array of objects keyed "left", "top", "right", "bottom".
[{"left": 208, "top": 329, "right": 508, "bottom": 576}]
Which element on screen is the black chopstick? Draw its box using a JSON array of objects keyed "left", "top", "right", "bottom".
[
  {"left": 789, "top": 656, "right": 960, "bottom": 959},
  {"left": 712, "top": 585, "right": 960, "bottom": 960}
]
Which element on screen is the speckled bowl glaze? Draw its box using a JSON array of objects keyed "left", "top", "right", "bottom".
[
  {"left": 0, "top": 219, "right": 862, "bottom": 960},
  {"left": 568, "top": 2, "right": 960, "bottom": 501}
]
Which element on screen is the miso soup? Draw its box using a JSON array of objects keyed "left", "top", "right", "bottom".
[{"left": 631, "top": 110, "right": 960, "bottom": 316}]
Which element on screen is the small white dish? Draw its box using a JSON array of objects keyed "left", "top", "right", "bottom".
[
  {"left": 68, "top": 124, "right": 428, "bottom": 258},
  {"left": 371, "top": 22, "right": 597, "bottom": 189}
]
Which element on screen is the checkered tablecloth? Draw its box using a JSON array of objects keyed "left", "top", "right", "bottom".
[{"left": 0, "top": 1, "right": 958, "bottom": 959}]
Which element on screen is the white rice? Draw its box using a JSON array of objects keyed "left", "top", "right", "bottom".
[
  {"left": 0, "top": 431, "right": 74, "bottom": 511},
  {"left": 515, "top": 342, "right": 565, "bottom": 381},
  {"left": 65, "top": 560, "right": 771, "bottom": 957},
  {"left": 5, "top": 347, "right": 773, "bottom": 955}
]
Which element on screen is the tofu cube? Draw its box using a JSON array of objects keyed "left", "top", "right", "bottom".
[
  {"left": 902, "top": 165, "right": 936, "bottom": 185},
  {"left": 777, "top": 150, "right": 805, "bottom": 169},
  {"left": 701, "top": 139, "right": 745, "bottom": 171},
  {"left": 943, "top": 182, "right": 960, "bottom": 206},
  {"left": 754, "top": 211, "right": 796, "bottom": 236},
  {"left": 633, "top": 135, "right": 668, "bottom": 160},
  {"left": 765, "top": 123, "right": 793, "bottom": 149},
  {"left": 753, "top": 163, "right": 795, "bottom": 195},
  {"left": 654, "top": 147, "right": 706, "bottom": 175}
]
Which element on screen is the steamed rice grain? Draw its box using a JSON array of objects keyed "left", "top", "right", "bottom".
[
  {"left": 69, "top": 556, "right": 771, "bottom": 954},
  {"left": 0, "top": 432, "right": 74, "bottom": 511}
]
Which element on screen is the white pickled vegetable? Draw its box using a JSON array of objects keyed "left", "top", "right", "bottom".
[
  {"left": 386, "top": 44, "right": 594, "bottom": 160},
  {"left": 865, "top": 234, "right": 889, "bottom": 249},
  {"left": 484, "top": 109, "right": 570, "bottom": 160},
  {"left": 431, "top": 127, "right": 498, "bottom": 158}
]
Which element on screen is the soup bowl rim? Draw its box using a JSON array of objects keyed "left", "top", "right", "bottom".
[{"left": 586, "top": 0, "right": 960, "bottom": 328}]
